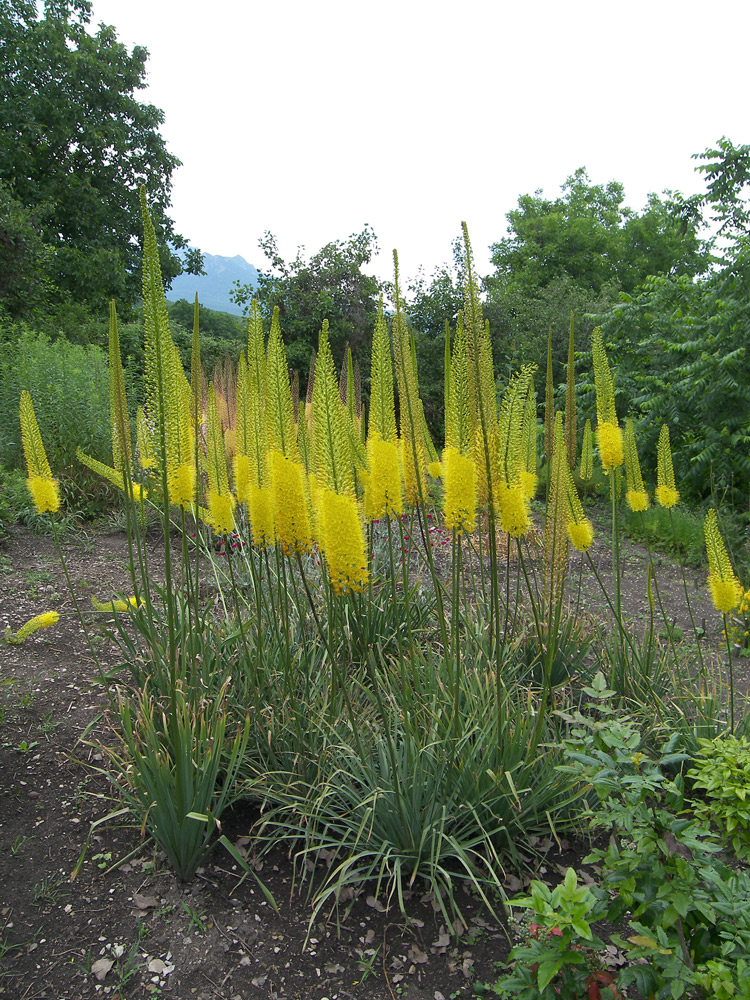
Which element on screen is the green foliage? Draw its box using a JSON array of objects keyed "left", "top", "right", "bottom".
[
  {"left": 0, "top": 330, "right": 116, "bottom": 514},
  {"left": 622, "top": 504, "right": 706, "bottom": 568},
  {"left": 0, "top": 0, "right": 201, "bottom": 328},
  {"left": 104, "top": 680, "right": 249, "bottom": 880},
  {"left": 598, "top": 140, "right": 750, "bottom": 505},
  {"left": 484, "top": 169, "right": 706, "bottom": 375},
  {"left": 231, "top": 227, "right": 381, "bottom": 380},
  {"left": 559, "top": 680, "right": 750, "bottom": 999},
  {"left": 688, "top": 736, "right": 750, "bottom": 856},
  {"left": 485, "top": 870, "right": 618, "bottom": 999}
]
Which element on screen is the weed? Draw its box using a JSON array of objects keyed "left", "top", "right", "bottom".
[
  {"left": 11, "top": 834, "right": 29, "bottom": 856},
  {"left": 180, "top": 900, "right": 207, "bottom": 934},
  {"left": 33, "top": 872, "right": 69, "bottom": 907},
  {"left": 37, "top": 710, "right": 61, "bottom": 738}
]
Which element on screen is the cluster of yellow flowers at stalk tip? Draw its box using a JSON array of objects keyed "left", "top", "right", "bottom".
[
  {"left": 5, "top": 612, "right": 60, "bottom": 645},
  {"left": 704, "top": 508, "right": 742, "bottom": 614}
]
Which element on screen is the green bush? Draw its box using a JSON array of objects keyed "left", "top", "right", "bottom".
[
  {"left": 688, "top": 735, "right": 750, "bottom": 857},
  {"left": 0, "top": 329, "right": 115, "bottom": 517}
]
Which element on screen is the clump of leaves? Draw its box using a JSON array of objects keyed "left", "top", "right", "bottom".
[
  {"left": 485, "top": 868, "right": 622, "bottom": 999},
  {"left": 688, "top": 735, "right": 750, "bottom": 857}
]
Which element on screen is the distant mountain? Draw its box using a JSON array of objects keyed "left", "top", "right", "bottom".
[{"left": 166, "top": 251, "right": 258, "bottom": 315}]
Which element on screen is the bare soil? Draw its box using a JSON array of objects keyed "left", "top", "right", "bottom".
[{"left": 0, "top": 517, "right": 737, "bottom": 999}]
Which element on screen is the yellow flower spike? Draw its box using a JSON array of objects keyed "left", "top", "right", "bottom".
[
  {"left": 317, "top": 489, "right": 369, "bottom": 595},
  {"left": 268, "top": 451, "right": 312, "bottom": 556},
  {"left": 26, "top": 476, "right": 61, "bottom": 515},
  {"left": 496, "top": 483, "right": 530, "bottom": 538},
  {"left": 76, "top": 448, "right": 148, "bottom": 503},
  {"left": 580, "top": 418, "right": 594, "bottom": 482},
  {"left": 428, "top": 461, "right": 443, "bottom": 479},
  {"left": 596, "top": 421, "right": 624, "bottom": 474},
  {"left": 92, "top": 596, "right": 141, "bottom": 613},
  {"left": 544, "top": 413, "right": 570, "bottom": 601},
  {"left": 5, "top": 611, "right": 60, "bottom": 645},
  {"left": 568, "top": 519, "right": 594, "bottom": 552},
  {"left": 592, "top": 329, "right": 623, "bottom": 473},
  {"left": 233, "top": 454, "right": 252, "bottom": 506},
  {"left": 705, "top": 508, "right": 742, "bottom": 614},
  {"left": 624, "top": 419, "right": 650, "bottom": 512},
  {"left": 442, "top": 447, "right": 476, "bottom": 535},
  {"left": 655, "top": 424, "right": 680, "bottom": 508},
  {"left": 248, "top": 484, "right": 275, "bottom": 549},
  {"left": 521, "top": 381, "right": 538, "bottom": 501},
  {"left": 167, "top": 462, "right": 195, "bottom": 508},
  {"left": 136, "top": 407, "right": 156, "bottom": 470},
  {"left": 365, "top": 438, "right": 403, "bottom": 521},
  {"left": 207, "top": 490, "right": 236, "bottom": 536},
  {"left": 566, "top": 464, "right": 594, "bottom": 552},
  {"left": 19, "top": 391, "right": 60, "bottom": 514}
]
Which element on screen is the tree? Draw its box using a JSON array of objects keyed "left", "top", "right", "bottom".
[
  {"left": 0, "top": 0, "right": 201, "bottom": 326},
  {"left": 597, "top": 140, "right": 750, "bottom": 504},
  {"left": 484, "top": 169, "right": 707, "bottom": 375},
  {"left": 232, "top": 226, "right": 382, "bottom": 379},
  {"left": 405, "top": 265, "right": 463, "bottom": 439}
]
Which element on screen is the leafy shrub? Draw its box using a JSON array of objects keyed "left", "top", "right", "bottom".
[
  {"left": 0, "top": 329, "right": 116, "bottom": 517},
  {"left": 688, "top": 735, "right": 750, "bottom": 857}
]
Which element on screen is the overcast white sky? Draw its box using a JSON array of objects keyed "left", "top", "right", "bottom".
[{"left": 89, "top": 0, "right": 749, "bottom": 283}]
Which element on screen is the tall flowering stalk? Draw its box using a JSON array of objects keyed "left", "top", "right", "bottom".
[
  {"left": 205, "top": 384, "right": 235, "bottom": 535},
  {"left": 365, "top": 301, "right": 402, "bottom": 521},
  {"left": 20, "top": 390, "right": 60, "bottom": 514},
  {"left": 623, "top": 419, "right": 649, "bottom": 512},
  {"left": 521, "top": 381, "right": 538, "bottom": 502},
  {"left": 443, "top": 308, "right": 476, "bottom": 534},
  {"left": 579, "top": 419, "right": 593, "bottom": 483},
  {"left": 140, "top": 189, "right": 195, "bottom": 509},
  {"left": 565, "top": 312, "right": 577, "bottom": 470},
  {"left": 592, "top": 326, "right": 625, "bottom": 627},
  {"left": 591, "top": 328, "right": 623, "bottom": 475},
  {"left": 496, "top": 366, "right": 535, "bottom": 539},
  {"left": 705, "top": 508, "right": 742, "bottom": 729},
  {"left": 655, "top": 424, "right": 680, "bottom": 509}
]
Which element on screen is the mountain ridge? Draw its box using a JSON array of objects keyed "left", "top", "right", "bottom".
[{"left": 166, "top": 251, "right": 258, "bottom": 315}]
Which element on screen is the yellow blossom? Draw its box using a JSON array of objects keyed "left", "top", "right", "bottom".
[
  {"left": 317, "top": 489, "right": 369, "bottom": 595},
  {"left": 268, "top": 451, "right": 312, "bottom": 555},
  {"left": 26, "top": 476, "right": 60, "bottom": 514},
  {"left": 596, "top": 422, "right": 624, "bottom": 473},
  {"left": 705, "top": 508, "right": 742, "bottom": 614},
  {"left": 5, "top": 611, "right": 60, "bottom": 645},
  {"left": 365, "top": 438, "right": 403, "bottom": 521},
  {"left": 168, "top": 462, "right": 196, "bottom": 508},
  {"left": 656, "top": 425, "right": 679, "bottom": 508},
  {"left": 207, "top": 490, "right": 236, "bottom": 535},
  {"left": 248, "top": 484, "right": 275, "bottom": 549},
  {"left": 567, "top": 519, "right": 594, "bottom": 552},
  {"left": 496, "top": 482, "right": 530, "bottom": 538},
  {"left": 626, "top": 489, "right": 650, "bottom": 512},
  {"left": 442, "top": 447, "right": 476, "bottom": 534}
]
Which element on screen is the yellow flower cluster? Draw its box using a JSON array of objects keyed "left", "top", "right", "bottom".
[
  {"left": 704, "top": 508, "right": 742, "bottom": 614},
  {"left": 317, "top": 490, "right": 369, "bottom": 594},
  {"left": 5, "top": 611, "right": 60, "bottom": 645},
  {"left": 655, "top": 425, "right": 679, "bottom": 509},
  {"left": 20, "top": 392, "right": 60, "bottom": 514},
  {"left": 442, "top": 447, "right": 476, "bottom": 534}
]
